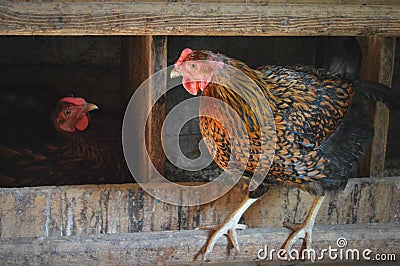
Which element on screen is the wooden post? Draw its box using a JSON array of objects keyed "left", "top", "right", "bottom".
[
  {"left": 121, "top": 36, "right": 167, "bottom": 177},
  {"left": 358, "top": 37, "right": 396, "bottom": 177}
]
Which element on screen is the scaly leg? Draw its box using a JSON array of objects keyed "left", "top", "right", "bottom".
[
  {"left": 283, "top": 196, "right": 325, "bottom": 252},
  {"left": 196, "top": 195, "right": 258, "bottom": 261}
]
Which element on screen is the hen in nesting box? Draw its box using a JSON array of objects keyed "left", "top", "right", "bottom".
[{"left": 0, "top": 95, "right": 132, "bottom": 187}]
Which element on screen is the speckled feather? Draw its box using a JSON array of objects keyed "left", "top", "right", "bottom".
[{"left": 183, "top": 50, "right": 370, "bottom": 198}]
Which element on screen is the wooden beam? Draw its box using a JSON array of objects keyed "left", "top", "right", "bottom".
[
  {"left": 1, "top": 177, "right": 399, "bottom": 238},
  {"left": 1, "top": 223, "right": 399, "bottom": 264},
  {"left": 0, "top": 2, "right": 399, "bottom": 36},
  {"left": 358, "top": 37, "right": 396, "bottom": 177},
  {"left": 121, "top": 36, "right": 167, "bottom": 178}
]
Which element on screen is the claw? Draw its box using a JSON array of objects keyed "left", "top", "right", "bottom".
[
  {"left": 283, "top": 221, "right": 302, "bottom": 231},
  {"left": 195, "top": 196, "right": 258, "bottom": 261},
  {"left": 283, "top": 222, "right": 311, "bottom": 251},
  {"left": 195, "top": 224, "right": 216, "bottom": 230},
  {"left": 282, "top": 196, "right": 325, "bottom": 254},
  {"left": 201, "top": 222, "right": 246, "bottom": 260},
  {"left": 227, "top": 229, "right": 239, "bottom": 251}
]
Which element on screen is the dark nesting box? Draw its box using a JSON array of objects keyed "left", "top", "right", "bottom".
[
  {"left": 0, "top": 36, "right": 128, "bottom": 187},
  {"left": 0, "top": 36, "right": 122, "bottom": 113}
]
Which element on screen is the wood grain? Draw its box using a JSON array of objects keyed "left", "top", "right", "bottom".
[
  {"left": 121, "top": 36, "right": 167, "bottom": 177},
  {"left": 1, "top": 177, "right": 399, "bottom": 238},
  {"left": 0, "top": 2, "right": 399, "bottom": 36},
  {"left": 358, "top": 37, "right": 396, "bottom": 177},
  {"left": 1, "top": 223, "right": 399, "bottom": 265}
]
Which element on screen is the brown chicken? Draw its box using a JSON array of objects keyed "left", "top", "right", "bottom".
[
  {"left": 0, "top": 96, "right": 131, "bottom": 187},
  {"left": 170, "top": 47, "right": 397, "bottom": 260}
]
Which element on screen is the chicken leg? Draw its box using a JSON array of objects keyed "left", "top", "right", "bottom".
[
  {"left": 196, "top": 195, "right": 258, "bottom": 261},
  {"left": 283, "top": 196, "right": 325, "bottom": 252}
]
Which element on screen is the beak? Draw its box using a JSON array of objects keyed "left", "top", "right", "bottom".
[
  {"left": 170, "top": 68, "right": 182, "bottom": 79},
  {"left": 85, "top": 103, "right": 99, "bottom": 112}
]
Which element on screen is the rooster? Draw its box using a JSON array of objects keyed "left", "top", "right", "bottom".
[
  {"left": 0, "top": 96, "right": 131, "bottom": 187},
  {"left": 170, "top": 46, "right": 398, "bottom": 260}
]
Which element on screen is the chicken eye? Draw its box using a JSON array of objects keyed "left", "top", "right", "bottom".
[
  {"left": 64, "top": 110, "right": 72, "bottom": 116},
  {"left": 190, "top": 63, "right": 196, "bottom": 69}
]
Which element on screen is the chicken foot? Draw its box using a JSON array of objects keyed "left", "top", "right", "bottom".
[
  {"left": 283, "top": 196, "right": 325, "bottom": 252},
  {"left": 196, "top": 195, "right": 258, "bottom": 261}
]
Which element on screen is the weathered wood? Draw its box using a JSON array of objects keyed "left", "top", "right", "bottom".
[
  {"left": 121, "top": 36, "right": 167, "bottom": 177},
  {"left": 358, "top": 37, "right": 396, "bottom": 177},
  {"left": 1, "top": 2, "right": 400, "bottom": 36},
  {"left": 0, "top": 223, "right": 399, "bottom": 265},
  {"left": 1, "top": 177, "right": 399, "bottom": 238}
]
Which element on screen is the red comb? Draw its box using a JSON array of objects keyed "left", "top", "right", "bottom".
[
  {"left": 60, "top": 97, "right": 86, "bottom": 106},
  {"left": 176, "top": 48, "right": 193, "bottom": 65}
]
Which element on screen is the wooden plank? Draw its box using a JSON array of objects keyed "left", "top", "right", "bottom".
[
  {"left": 121, "top": 36, "right": 167, "bottom": 177},
  {"left": 1, "top": 177, "right": 399, "bottom": 238},
  {"left": 1, "top": 223, "right": 399, "bottom": 265},
  {"left": 358, "top": 37, "right": 396, "bottom": 177},
  {"left": 9, "top": 0, "right": 398, "bottom": 4},
  {"left": 0, "top": 2, "right": 400, "bottom": 36},
  {"left": 184, "top": 0, "right": 400, "bottom": 3}
]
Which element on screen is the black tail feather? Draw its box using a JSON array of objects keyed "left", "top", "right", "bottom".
[
  {"left": 328, "top": 37, "right": 400, "bottom": 111},
  {"left": 354, "top": 80, "right": 400, "bottom": 111}
]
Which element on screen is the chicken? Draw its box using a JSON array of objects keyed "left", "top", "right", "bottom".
[
  {"left": 170, "top": 47, "right": 398, "bottom": 260},
  {"left": 0, "top": 96, "right": 131, "bottom": 187}
]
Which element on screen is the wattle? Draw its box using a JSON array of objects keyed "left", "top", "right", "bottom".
[
  {"left": 75, "top": 115, "right": 89, "bottom": 131},
  {"left": 183, "top": 76, "right": 201, "bottom": 95}
]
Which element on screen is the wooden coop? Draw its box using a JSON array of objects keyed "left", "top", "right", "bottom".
[{"left": 0, "top": 1, "right": 400, "bottom": 265}]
